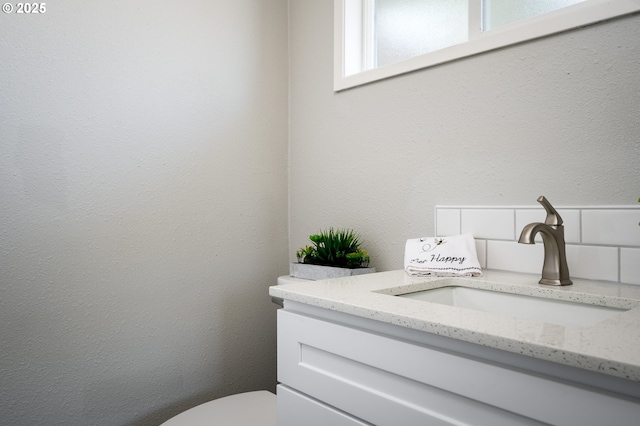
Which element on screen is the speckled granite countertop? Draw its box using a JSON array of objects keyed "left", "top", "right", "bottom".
[{"left": 269, "top": 270, "right": 640, "bottom": 382}]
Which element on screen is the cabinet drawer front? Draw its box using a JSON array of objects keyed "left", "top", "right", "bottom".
[
  {"left": 278, "top": 310, "right": 543, "bottom": 426},
  {"left": 278, "top": 309, "right": 640, "bottom": 426}
]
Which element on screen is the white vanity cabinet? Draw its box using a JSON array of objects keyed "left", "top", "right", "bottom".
[{"left": 276, "top": 302, "right": 640, "bottom": 426}]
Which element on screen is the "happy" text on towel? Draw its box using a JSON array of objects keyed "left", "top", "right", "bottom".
[{"left": 411, "top": 254, "right": 466, "bottom": 265}]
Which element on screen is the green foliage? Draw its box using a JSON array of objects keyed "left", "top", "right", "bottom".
[{"left": 296, "top": 228, "right": 371, "bottom": 268}]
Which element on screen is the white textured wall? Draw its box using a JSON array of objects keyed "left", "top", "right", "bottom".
[
  {"left": 0, "top": 1, "right": 288, "bottom": 425},
  {"left": 289, "top": 1, "right": 640, "bottom": 272}
]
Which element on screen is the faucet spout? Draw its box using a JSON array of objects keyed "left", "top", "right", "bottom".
[{"left": 518, "top": 197, "right": 572, "bottom": 286}]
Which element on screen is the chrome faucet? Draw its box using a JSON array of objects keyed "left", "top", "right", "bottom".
[{"left": 518, "top": 196, "right": 572, "bottom": 286}]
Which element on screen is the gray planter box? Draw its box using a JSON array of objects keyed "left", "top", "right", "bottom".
[{"left": 290, "top": 263, "right": 376, "bottom": 281}]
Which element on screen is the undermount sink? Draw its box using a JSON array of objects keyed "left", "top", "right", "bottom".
[{"left": 398, "top": 285, "right": 628, "bottom": 327}]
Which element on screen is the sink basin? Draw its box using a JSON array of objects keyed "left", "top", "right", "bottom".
[{"left": 398, "top": 286, "right": 628, "bottom": 327}]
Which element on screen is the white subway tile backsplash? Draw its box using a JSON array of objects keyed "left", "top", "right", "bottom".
[
  {"left": 487, "top": 240, "right": 543, "bottom": 274},
  {"left": 582, "top": 210, "right": 640, "bottom": 247},
  {"left": 621, "top": 248, "right": 640, "bottom": 285},
  {"left": 436, "top": 208, "right": 460, "bottom": 236},
  {"left": 435, "top": 203, "right": 640, "bottom": 284},
  {"left": 566, "top": 245, "right": 618, "bottom": 282},
  {"left": 475, "top": 239, "right": 487, "bottom": 269},
  {"left": 461, "top": 209, "right": 514, "bottom": 240}
]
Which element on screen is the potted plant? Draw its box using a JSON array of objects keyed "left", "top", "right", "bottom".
[{"left": 290, "top": 228, "right": 375, "bottom": 280}]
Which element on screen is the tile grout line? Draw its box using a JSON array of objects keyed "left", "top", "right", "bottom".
[{"left": 618, "top": 247, "right": 622, "bottom": 283}]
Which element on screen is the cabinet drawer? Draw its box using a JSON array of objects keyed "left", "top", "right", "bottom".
[{"left": 278, "top": 309, "right": 640, "bottom": 426}]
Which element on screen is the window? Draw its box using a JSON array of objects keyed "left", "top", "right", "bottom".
[
  {"left": 374, "top": 0, "right": 469, "bottom": 68},
  {"left": 483, "top": 0, "right": 588, "bottom": 31},
  {"left": 335, "top": 0, "right": 640, "bottom": 91}
]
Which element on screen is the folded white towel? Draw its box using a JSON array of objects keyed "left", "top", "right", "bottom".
[{"left": 404, "top": 233, "right": 482, "bottom": 277}]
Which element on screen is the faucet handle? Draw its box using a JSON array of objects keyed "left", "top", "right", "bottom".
[{"left": 537, "top": 195, "right": 563, "bottom": 226}]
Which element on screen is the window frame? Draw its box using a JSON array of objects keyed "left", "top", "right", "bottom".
[{"left": 334, "top": 0, "right": 640, "bottom": 91}]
